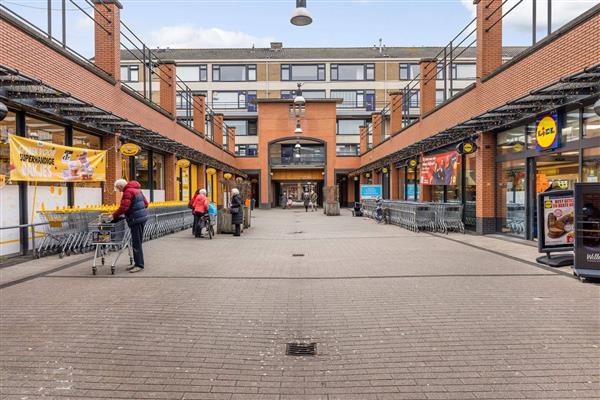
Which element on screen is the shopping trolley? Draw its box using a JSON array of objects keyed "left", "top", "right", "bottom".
[{"left": 89, "top": 215, "right": 132, "bottom": 275}]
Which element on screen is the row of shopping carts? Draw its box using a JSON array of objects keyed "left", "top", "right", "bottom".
[
  {"left": 362, "top": 199, "right": 465, "bottom": 234},
  {"left": 34, "top": 205, "right": 194, "bottom": 259}
]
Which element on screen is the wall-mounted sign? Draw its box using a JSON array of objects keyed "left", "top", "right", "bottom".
[
  {"left": 206, "top": 167, "right": 216, "bottom": 175},
  {"left": 535, "top": 113, "right": 561, "bottom": 152},
  {"left": 120, "top": 143, "right": 141, "bottom": 156},
  {"left": 537, "top": 190, "right": 575, "bottom": 253},
  {"left": 353, "top": 176, "right": 359, "bottom": 181},
  {"left": 360, "top": 184, "right": 382, "bottom": 200},
  {"left": 223, "top": 172, "right": 233, "bottom": 180},
  {"left": 408, "top": 159, "right": 417, "bottom": 168},
  {"left": 382, "top": 167, "right": 389, "bottom": 174},
  {"left": 457, "top": 140, "right": 478, "bottom": 155},
  {"left": 365, "top": 172, "right": 371, "bottom": 178},
  {"left": 176, "top": 159, "right": 190, "bottom": 169},
  {"left": 9, "top": 134, "right": 106, "bottom": 183},
  {"left": 421, "top": 150, "right": 459, "bottom": 186}
]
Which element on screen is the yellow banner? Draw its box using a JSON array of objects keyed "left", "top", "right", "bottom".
[{"left": 9, "top": 134, "right": 106, "bottom": 183}]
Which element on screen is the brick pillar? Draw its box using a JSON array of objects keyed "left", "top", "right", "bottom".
[
  {"left": 371, "top": 113, "right": 383, "bottom": 147},
  {"left": 389, "top": 91, "right": 403, "bottom": 134},
  {"left": 419, "top": 58, "right": 438, "bottom": 116},
  {"left": 477, "top": 0, "right": 503, "bottom": 82},
  {"left": 476, "top": 132, "right": 496, "bottom": 234},
  {"left": 372, "top": 170, "right": 380, "bottom": 185},
  {"left": 390, "top": 164, "right": 399, "bottom": 200},
  {"left": 213, "top": 114, "right": 224, "bottom": 147},
  {"left": 197, "top": 164, "right": 206, "bottom": 190},
  {"left": 158, "top": 61, "right": 177, "bottom": 117},
  {"left": 93, "top": 0, "right": 122, "bottom": 80},
  {"left": 359, "top": 125, "right": 368, "bottom": 154},
  {"left": 216, "top": 170, "right": 224, "bottom": 207},
  {"left": 102, "top": 133, "right": 122, "bottom": 205},
  {"left": 193, "top": 94, "right": 206, "bottom": 135},
  {"left": 360, "top": 174, "right": 367, "bottom": 185},
  {"left": 227, "top": 127, "right": 236, "bottom": 153},
  {"left": 164, "top": 153, "right": 177, "bottom": 201}
]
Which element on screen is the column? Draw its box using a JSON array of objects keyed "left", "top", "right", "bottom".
[
  {"left": 93, "top": 0, "right": 122, "bottom": 79},
  {"left": 158, "top": 61, "right": 177, "bottom": 117},
  {"left": 476, "top": 132, "right": 496, "bottom": 234},
  {"left": 102, "top": 133, "right": 123, "bottom": 205},
  {"left": 213, "top": 114, "right": 224, "bottom": 147},
  {"left": 371, "top": 112, "right": 383, "bottom": 147},
  {"left": 477, "top": 0, "right": 503, "bottom": 82},
  {"left": 419, "top": 58, "right": 438, "bottom": 116},
  {"left": 388, "top": 91, "right": 403, "bottom": 134},
  {"left": 193, "top": 94, "right": 206, "bottom": 135},
  {"left": 216, "top": 170, "right": 224, "bottom": 208},
  {"left": 227, "top": 127, "right": 236, "bottom": 153},
  {"left": 359, "top": 125, "right": 368, "bottom": 154},
  {"left": 390, "top": 164, "right": 399, "bottom": 200},
  {"left": 164, "top": 153, "right": 177, "bottom": 201}
]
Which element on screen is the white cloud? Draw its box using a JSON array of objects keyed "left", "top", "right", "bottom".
[
  {"left": 461, "top": 0, "right": 598, "bottom": 33},
  {"left": 150, "top": 24, "right": 275, "bottom": 48}
]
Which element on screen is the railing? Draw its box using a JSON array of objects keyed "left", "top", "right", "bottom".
[{"left": 271, "top": 155, "right": 326, "bottom": 167}]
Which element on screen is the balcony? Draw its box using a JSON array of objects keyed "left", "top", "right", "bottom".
[{"left": 271, "top": 155, "right": 326, "bottom": 169}]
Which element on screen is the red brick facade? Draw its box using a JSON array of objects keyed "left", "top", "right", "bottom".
[
  {"left": 93, "top": 1, "right": 121, "bottom": 80},
  {"left": 158, "top": 62, "right": 177, "bottom": 117},
  {"left": 419, "top": 58, "right": 438, "bottom": 116}
]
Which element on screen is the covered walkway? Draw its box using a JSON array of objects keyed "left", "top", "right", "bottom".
[{"left": 1, "top": 210, "right": 599, "bottom": 399}]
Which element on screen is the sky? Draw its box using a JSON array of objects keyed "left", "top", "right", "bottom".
[{"left": 3, "top": 0, "right": 599, "bottom": 57}]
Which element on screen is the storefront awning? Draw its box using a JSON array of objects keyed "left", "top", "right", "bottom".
[
  {"left": 0, "top": 65, "right": 246, "bottom": 177},
  {"left": 350, "top": 63, "right": 600, "bottom": 176}
]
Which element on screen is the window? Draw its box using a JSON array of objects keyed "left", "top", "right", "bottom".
[
  {"left": 436, "top": 90, "right": 445, "bottom": 106},
  {"left": 212, "top": 64, "right": 256, "bottom": 81},
  {"left": 176, "top": 90, "right": 207, "bottom": 110},
  {"left": 399, "top": 63, "right": 419, "bottom": 80},
  {"left": 72, "top": 130, "right": 101, "bottom": 150},
  {"left": 177, "top": 65, "right": 207, "bottom": 82},
  {"left": 336, "top": 144, "right": 359, "bottom": 156},
  {"left": 26, "top": 116, "right": 65, "bottom": 144},
  {"left": 0, "top": 111, "right": 17, "bottom": 179},
  {"left": 224, "top": 120, "right": 258, "bottom": 136},
  {"left": 281, "top": 90, "right": 326, "bottom": 99},
  {"left": 153, "top": 153, "right": 164, "bottom": 191},
  {"left": 498, "top": 127, "right": 526, "bottom": 154},
  {"left": 331, "top": 64, "right": 375, "bottom": 81},
  {"left": 562, "top": 109, "right": 581, "bottom": 143},
  {"left": 583, "top": 147, "right": 600, "bottom": 183},
  {"left": 212, "top": 91, "right": 256, "bottom": 109},
  {"left": 437, "top": 64, "right": 446, "bottom": 80},
  {"left": 235, "top": 144, "right": 258, "bottom": 157},
  {"left": 404, "top": 89, "right": 419, "bottom": 108},
  {"left": 120, "top": 65, "right": 139, "bottom": 82},
  {"left": 583, "top": 105, "right": 600, "bottom": 138},
  {"left": 135, "top": 149, "right": 150, "bottom": 190},
  {"left": 337, "top": 119, "right": 365, "bottom": 135},
  {"left": 451, "top": 64, "right": 477, "bottom": 80},
  {"left": 497, "top": 159, "right": 526, "bottom": 237},
  {"left": 331, "top": 90, "right": 375, "bottom": 109},
  {"left": 281, "top": 64, "right": 325, "bottom": 81}
]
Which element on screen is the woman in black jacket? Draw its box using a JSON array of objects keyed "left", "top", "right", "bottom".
[{"left": 230, "top": 188, "right": 243, "bottom": 237}]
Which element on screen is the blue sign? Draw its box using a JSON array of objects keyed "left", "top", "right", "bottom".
[
  {"left": 406, "top": 185, "right": 419, "bottom": 201},
  {"left": 360, "top": 184, "right": 382, "bottom": 200}
]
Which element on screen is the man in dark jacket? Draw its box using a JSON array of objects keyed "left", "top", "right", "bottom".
[{"left": 113, "top": 179, "right": 148, "bottom": 273}]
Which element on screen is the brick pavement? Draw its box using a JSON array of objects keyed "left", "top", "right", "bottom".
[{"left": 1, "top": 209, "right": 599, "bottom": 399}]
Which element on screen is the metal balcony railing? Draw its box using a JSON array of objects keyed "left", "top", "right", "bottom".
[{"left": 271, "top": 155, "right": 326, "bottom": 167}]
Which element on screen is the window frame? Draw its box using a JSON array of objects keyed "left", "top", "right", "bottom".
[
  {"left": 331, "top": 90, "right": 375, "bottom": 109},
  {"left": 177, "top": 64, "right": 208, "bottom": 82},
  {"left": 399, "top": 63, "right": 419, "bottom": 80},
  {"left": 121, "top": 65, "right": 139, "bottom": 82},
  {"left": 451, "top": 63, "right": 477, "bottom": 80},
  {"left": 212, "top": 90, "right": 257, "bottom": 110},
  {"left": 212, "top": 64, "right": 257, "bottom": 82},
  {"left": 281, "top": 64, "right": 326, "bottom": 81},
  {"left": 331, "top": 63, "right": 376, "bottom": 81}
]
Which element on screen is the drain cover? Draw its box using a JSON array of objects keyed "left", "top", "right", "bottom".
[
  {"left": 286, "top": 342, "right": 316, "bottom": 356},
  {"left": 292, "top": 253, "right": 305, "bottom": 257}
]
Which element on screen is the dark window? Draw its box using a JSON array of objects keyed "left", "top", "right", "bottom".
[
  {"left": 224, "top": 120, "right": 258, "bottom": 136},
  {"left": 403, "top": 89, "right": 419, "bottom": 108},
  {"left": 331, "top": 64, "right": 375, "bottom": 81},
  {"left": 281, "top": 64, "right": 325, "bottom": 81},
  {"left": 336, "top": 144, "right": 359, "bottom": 156},
  {"left": 212, "top": 64, "right": 257, "bottom": 81},
  {"left": 235, "top": 144, "right": 258, "bottom": 156},
  {"left": 331, "top": 90, "right": 375, "bottom": 109},
  {"left": 177, "top": 65, "right": 207, "bottom": 82}
]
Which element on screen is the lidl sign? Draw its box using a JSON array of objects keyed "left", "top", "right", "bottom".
[{"left": 535, "top": 113, "right": 561, "bottom": 152}]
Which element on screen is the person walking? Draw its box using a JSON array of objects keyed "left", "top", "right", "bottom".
[
  {"left": 191, "top": 188, "right": 209, "bottom": 237},
  {"left": 112, "top": 179, "right": 148, "bottom": 273},
  {"left": 310, "top": 190, "right": 318, "bottom": 212},
  {"left": 230, "top": 188, "right": 243, "bottom": 237},
  {"left": 303, "top": 191, "right": 310, "bottom": 212}
]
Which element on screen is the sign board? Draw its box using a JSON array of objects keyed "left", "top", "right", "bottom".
[
  {"left": 421, "top": 150, "right": 459, "bottom": 186},
  {"left": 120, "top": 143, "right": 141, "bottom": 156},
  {"left": 537, "top": 190, "right": 575, "bottom": 253},
  {"left": 574, "top": 183, "right": 600, "bottom": 272},
  {"left": 9, "top": 134, "right": 106, "bottom": 183},
  {"left": 360, "top": 184, "right": 382, "bottom": 200},
  {"left": 456, "top": 141, "right": 477, "bottom": 155},
  {"left": 535, "top": 113, "right": 561, "bottom": 152}
]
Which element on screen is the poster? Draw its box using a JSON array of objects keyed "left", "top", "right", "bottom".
[
  {"left": 420, "top": 150, "right": 459, "bottom": 186},
  {"left": 9, "top": 134, "right": 106, "bottom": 183},
  {"left": 537, "top": 190, "right": 575, "bottom": 252},
  {"left": 360, "top": 184, "right": 382, "bottom": 200}
]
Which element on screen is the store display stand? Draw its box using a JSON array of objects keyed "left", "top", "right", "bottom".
[{"left": 536, "top": 252, "right": 573, "bottom": 267}]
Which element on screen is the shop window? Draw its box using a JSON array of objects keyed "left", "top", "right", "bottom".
[
  {"left": 583, "top": 105, "right": 600, "bottom": 138},
  {"left": 153, "top": 153, "right": 164, "bottom": 190},
  {"left": 464, "top": 153, "right": 477, "bottom": 228},
  {"left": 406, "top": 165, "right": 420, "bottom": 201},
  {"left": 135, "top": 150, "right": 150, "bottom": 190},
  {"left": 26, "top": 116, "right": 65, "bottom": 145},
  {"left": 0, "top": 111, "right": 17, "bottom": 179},
  {"left": 562, "top": 109, "right": 581, "bottom": 143},
  {"left": 497, "top": 160, "right": 526, "bottom": 237},
  {"left": 72, "top": 130, "right": 102, "bottom": 204},
  {"left": 497, "top": 127, "right": 526, "bottom": 154},
  {"left": 398, "top": 167, "right": 406, "bottom": 201},
  {"left": 583, "top": 147, "right": 600, "bottom": 183}
]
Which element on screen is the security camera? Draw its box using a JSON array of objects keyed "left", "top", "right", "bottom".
[
  {"left": 0, "top": 102, "right": 7, "bottom": 122},
  {"left": 594, "top": 98, "right": 600, "bottom": 117}
]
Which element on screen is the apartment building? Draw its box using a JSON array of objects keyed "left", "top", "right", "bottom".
[{"left": 120, "top": 43, "right": 523, "bottom": 157}]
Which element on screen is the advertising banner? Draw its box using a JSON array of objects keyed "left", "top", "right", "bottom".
[
  {"left": 537, "top": 190, "right": 575, "bottom": 253},
  {"left": 420, "top": 150, "right": 459, "bottom": 186},
  {"left": 360, "top": 184, "right": 382, "bottom": 200},
  {"left": 9, "top": 134, "right": 106, "bottom": 183},
  {"left": 574, "top": 183, "right": 600, "bottom": 273}
]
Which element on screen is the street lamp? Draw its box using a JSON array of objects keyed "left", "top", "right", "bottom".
[
  {"left": 291, "top": 0, "right": 313, "bottom": 26},
  {"left": 291, "top": 82, "right": 305, "bottom": 134}
]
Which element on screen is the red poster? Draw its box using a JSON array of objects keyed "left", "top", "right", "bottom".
[{"left": 421, "top": 150, "right": 460, "bottom": 186}]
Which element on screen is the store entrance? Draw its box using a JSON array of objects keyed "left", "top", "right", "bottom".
[{"left": 275, "top": 181, "right": 323, "bottom": 208}]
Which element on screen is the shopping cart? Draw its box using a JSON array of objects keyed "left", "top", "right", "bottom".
[{"left": 89, "top": 215, "right": 132, "bottom": 275}]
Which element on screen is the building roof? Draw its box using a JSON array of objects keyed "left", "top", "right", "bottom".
[{"left": 120, "top": 46, "right": 526, "bottom": 62}]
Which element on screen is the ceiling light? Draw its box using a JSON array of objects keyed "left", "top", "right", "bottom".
[{"left": 291, "top": 0, "right": 313, "bottom": 26}]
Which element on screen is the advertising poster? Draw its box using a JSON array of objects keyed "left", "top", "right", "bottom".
[
  {"left": 420, "top": 150, "right": 459, "bottom": 186},
  {"left": 9, "top": 134, "right": 106, "bottom": 183},
  {"left": 537, "top": 190, "right": 575, "bottom": 252},
  {"left": 360, "top": 184, "right": 382, "bottom": 200}
]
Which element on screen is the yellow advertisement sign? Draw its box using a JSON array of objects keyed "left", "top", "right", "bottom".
[
  {"left": 177, "top": 159, "right": 191, "bottom": 169},
  {"left": 9, "top": 134, "right": 106, "bottom": 183},
  {"left": 120, "top": 143, "right": 141, "bottom": 156}
]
